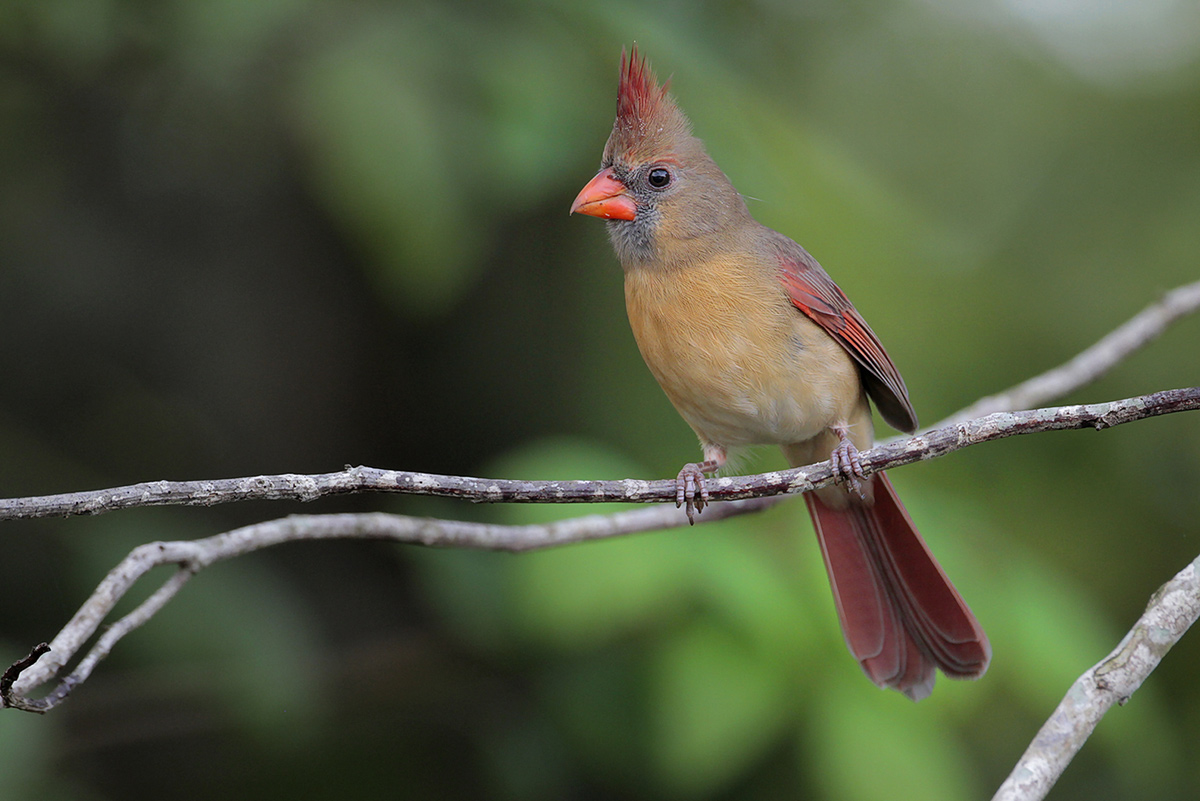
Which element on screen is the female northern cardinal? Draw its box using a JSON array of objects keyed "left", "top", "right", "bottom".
[{"left": 570, "top": 47, "right": 990, "bottom": 700}]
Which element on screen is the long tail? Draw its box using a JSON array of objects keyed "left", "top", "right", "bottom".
[{"left": 805, "top": 473, "right": 990, "bottom": 701}]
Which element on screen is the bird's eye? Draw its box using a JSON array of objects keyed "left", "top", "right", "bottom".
[{"left": 647, "top": 167, "right": 672, "bottom": 189}]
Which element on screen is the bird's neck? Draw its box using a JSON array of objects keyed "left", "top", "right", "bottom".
[{"left": 610, "top": 207, "right": 758, "bottom": 274}]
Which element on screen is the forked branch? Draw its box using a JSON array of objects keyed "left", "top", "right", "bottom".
[
  {"left": 6, "top": 386, "right": 1195, "bottom": 712},
  {"left": 2, "top": 281, "right": 1200, "bottom": 801}
]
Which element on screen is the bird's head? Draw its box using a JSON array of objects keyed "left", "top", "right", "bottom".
[{"left": 570, "top": 47, "right": 749, "bottom": 267}]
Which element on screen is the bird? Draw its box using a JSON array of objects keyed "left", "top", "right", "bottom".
[{"left": 569, "top": 46, "right": 990, "bottom": 700}]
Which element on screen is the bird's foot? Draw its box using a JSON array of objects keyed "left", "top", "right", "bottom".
[
  {"left": 675, "top": 458, "right": 721, "bottom": 524},
  {"left": 830, "top": 428, "right": 868, "bottom": 501}
]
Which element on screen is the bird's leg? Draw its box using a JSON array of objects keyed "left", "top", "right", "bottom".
[
  {"left": 829, "top": 423, "right": 868, "bottom": 500},
  {"left": 675, "top": 445, "right": 727, "bottom": 524}
]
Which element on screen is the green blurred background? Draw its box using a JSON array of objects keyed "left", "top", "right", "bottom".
[{"left": 2, "top": 1, "right": 1198, "bottom": 799}]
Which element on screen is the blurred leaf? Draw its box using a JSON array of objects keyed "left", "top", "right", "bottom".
[
  {"left": 408, "top": 546, "right": 515, "bottom": 654},
  {"left": 688, "top": 507, "right": 826, "bottom": 669},
  {"left": 809, "top": 677, "right": 978, "bottom": 801},
  {"left": 494, "top": 438, "right": 695, "bottom": 648},
  {"left": 649, "top": 621, "right": 793, "bottom": 798},
  {"left": 174, "top": 0, "right": 315, "bottom": 77},
  {"left": 472, "top": 25, "right": 603, "bottom": 207},
  {"left": 11, "top": 0, "right": 120, "bottom": 74},
  {"left": 508, "top": 530, "right": 695, "bottom": 650},
  {"left": 537, "top": 649, "right": 652, "bottom": 787},
  {"left": 0, "top": 700, "right": 55, "bottom": 799},
  {"left": 289, "top": 19, "right": 483, "bottom": 316}
]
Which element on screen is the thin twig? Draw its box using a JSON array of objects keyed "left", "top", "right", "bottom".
[{"left": 992, "top": 556, "right": 1200, "bottom": 801}]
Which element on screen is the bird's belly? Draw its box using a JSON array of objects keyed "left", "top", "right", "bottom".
[
  {"left": 625, "top": 268, "right": 861, "bottom": 448},
  {"left": 652, "top": 334, "right": 849, "bottom": 447}
]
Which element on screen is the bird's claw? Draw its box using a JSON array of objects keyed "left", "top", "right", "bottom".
[
  {"left": 830, "top": 438, "right": 868, "bottom": 501},
  {"left": 675, "top": 462, "right": 711, "bottom": 524}
]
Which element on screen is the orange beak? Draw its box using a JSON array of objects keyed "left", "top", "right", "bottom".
[{"left": 570, "top": 168, "right": 637, "bottom": 220}]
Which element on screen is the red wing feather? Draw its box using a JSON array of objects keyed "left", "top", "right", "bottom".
[{"left": 775, "top": 240, "right": 918, "bottom": 433}]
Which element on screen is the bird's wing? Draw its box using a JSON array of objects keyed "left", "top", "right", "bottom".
[{"left": 775, "top": 240, "right": 918, "bottom": 433}]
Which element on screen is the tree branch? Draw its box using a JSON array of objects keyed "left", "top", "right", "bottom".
[
  {"left": 2, "top": 388, "right": 1197, "bottom": 521},
  {"left": 941, "top": 279, "right": 1200, "bottom": 426},
  {"left": 992, "top": 555, "right": 1200, "bottom": 801},
  {"left": 7, "top": 280, "right": 1196, "bottom": 523}
]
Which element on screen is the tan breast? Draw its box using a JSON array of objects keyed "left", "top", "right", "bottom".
[{"left": 624, "top": 257, "right": 866, "bottom": 450}]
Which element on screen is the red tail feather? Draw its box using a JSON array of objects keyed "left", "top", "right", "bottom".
[{"left": 805, "top": 473, "right": 990, "bottom": 700}]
